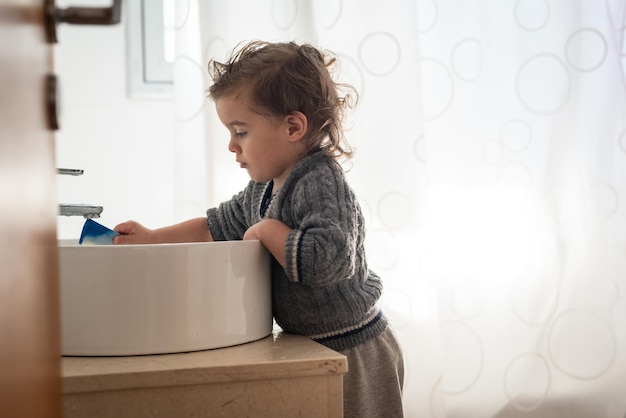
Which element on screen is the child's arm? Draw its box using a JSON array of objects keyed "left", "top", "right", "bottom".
[
  {"left": 114, "top": 217, "right": 213, "bottom": 245},
  {"left": 243, "top": 219, "right": 291, "bottom": 268}
]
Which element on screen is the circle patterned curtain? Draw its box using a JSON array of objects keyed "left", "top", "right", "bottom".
[{"left": 172, "top": 1, "right": 626, "bottom": 416}]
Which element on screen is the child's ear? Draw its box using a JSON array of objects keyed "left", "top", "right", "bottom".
[{"left": 284, "top": 111, "right": 308, "bottom": 142}]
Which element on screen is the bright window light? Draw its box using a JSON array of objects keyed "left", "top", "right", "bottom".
[{"left": 126, "top": 0, "right": 173, "bottom": 99}]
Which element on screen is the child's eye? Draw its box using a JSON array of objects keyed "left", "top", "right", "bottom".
[{"left": 235, "top": 132, "right": 247, "bottom": 138}]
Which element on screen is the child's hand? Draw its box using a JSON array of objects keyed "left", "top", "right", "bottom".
[
  {"left": 242, "top": 222, "right": 262, "bottom": 241},
  {"left": 243, "top": 219, "right": 291, "bottom": 268},
  {"left": 113, "top": 221, "right": 157, "bottom": 244}
]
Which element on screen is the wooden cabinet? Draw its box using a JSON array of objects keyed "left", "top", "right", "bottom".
[{"left": 62, "top": 333, "right": 346, "bottom": 418}]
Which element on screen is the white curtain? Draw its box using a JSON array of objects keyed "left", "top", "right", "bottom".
[{"left": 173, "top": 1, "right": 626, "bottom": 416}]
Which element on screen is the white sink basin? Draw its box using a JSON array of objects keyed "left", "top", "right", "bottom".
[{"left": 58, "top": 240, "right": 272, "bottom": 356}]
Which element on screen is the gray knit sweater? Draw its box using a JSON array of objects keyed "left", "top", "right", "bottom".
[{"left": 206, "top": 151, "right": 387, "bottom": 351}]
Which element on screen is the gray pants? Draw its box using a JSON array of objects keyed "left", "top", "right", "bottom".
[{"left": 340, "top": 327, "right": 405, "bottom": 418}]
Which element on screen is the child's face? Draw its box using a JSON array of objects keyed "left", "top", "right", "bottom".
[{"left": 215, "top": 94, "right": 306, "bottom": 189}]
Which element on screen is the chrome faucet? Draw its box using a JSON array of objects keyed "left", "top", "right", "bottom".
[
  {"left": 57, "top": 168, "right": 103, "bottom": 219},
  {"left": 58, "top": 204, "right": 103, "bottom": 218}
]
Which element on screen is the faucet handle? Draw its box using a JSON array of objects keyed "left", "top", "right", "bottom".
[{"left": 57, "top": 168, "right": 84, "bottom": 176}]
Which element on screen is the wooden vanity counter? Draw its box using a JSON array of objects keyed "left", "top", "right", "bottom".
[{"left": 62, "top": 332, "right": 347, "bottom": 418}]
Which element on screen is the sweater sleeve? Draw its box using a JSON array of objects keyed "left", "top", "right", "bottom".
[
  {"left": 206, "top": 181, "right": 257, "bottom": 241},
  {"left": 283, "top": 168, "right": 360, "bottom": 285}
]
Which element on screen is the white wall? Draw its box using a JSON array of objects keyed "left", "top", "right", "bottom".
[{"left": 54, "top": 20, "right": 177, "bottom": 239}]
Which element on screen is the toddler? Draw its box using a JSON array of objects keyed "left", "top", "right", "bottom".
[{"left": 114, "top": 40, "right": 404, "bottom": 417}]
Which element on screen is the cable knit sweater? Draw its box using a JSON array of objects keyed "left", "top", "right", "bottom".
[{"left": 206, "top": 151, "right": 387, "bottom": 351}]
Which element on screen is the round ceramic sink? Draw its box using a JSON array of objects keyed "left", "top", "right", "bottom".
[{"left": 58, "top": 240, "right": 272, "bottom": 356}]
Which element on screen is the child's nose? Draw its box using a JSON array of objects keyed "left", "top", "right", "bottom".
[{"left": 228, "top": 137, "right": 238, "bottom": 153}]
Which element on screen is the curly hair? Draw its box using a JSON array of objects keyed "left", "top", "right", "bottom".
[{"left": 207, "top": 40, "right": 357, "bottom": 161}]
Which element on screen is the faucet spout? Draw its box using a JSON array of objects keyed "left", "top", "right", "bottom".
[
  {"left": 57, "top": 169, "right": 103, "bottom": 218},
  {"left": 58, "top": 204, "right": 103, "bottom": 219}
]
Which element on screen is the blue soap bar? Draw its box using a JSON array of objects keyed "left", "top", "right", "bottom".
[{"left": 79, "top": 219, "right": 119, "bottom": 245}]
